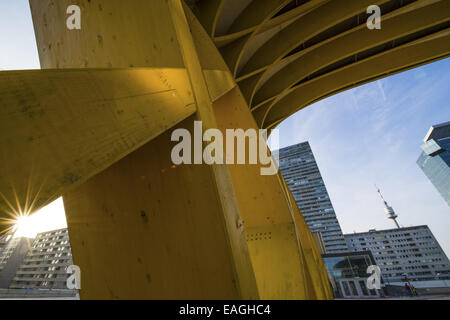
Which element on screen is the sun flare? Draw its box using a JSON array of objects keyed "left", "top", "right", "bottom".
[{"left": 12, "top": 198, "right": 67, "bottom": 238}]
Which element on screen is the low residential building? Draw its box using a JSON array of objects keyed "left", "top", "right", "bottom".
[{"left": 344, "top": 226, "right": 450, "bottom": 283}]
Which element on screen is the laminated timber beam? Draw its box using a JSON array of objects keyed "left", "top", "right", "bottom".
[
  {"left": 212, "top": 87, "right": 320, "bottom": 299},
  {"left": 280, "top": 175, "right": 334, "bottom": 300},
  {"left": 264, "top": 28, "right": 450, "bottom": 128},
  {"left": 219, "top": 0, "right": 291, "bottom": 76},
  {"left": 25, "top": 0, "right": 261, "bottom": 300},
  {"left": 213, "top": 0, "right": 327, "bottom": 48},
  {"left": 237, "top": 0, "right": 391, "bottom": 77},
  {"left": 1, "top": 0, "right": 448, "bottom": 299},
  {"left": 0, "top": 68, "right": 196, "bottom": 232},
  {"left": 15, "top": 0, "right": 330, "bottom": 299},
  {"left": 194, "top": 0, "right": 225, "bottom": 37},
  {"left": 252, "top": 0, "right": 450, "bottom": 108},
  {"left": 240, "top": 0, "right": 402, "bottom": 106}
]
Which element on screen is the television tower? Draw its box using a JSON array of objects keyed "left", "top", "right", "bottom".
[{"left": 375, "top": 185, "right": 400, "bottom": 228}]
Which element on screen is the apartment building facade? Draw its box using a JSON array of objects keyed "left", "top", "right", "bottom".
[
  {"left": 276, "top": 141, "right": 348, "bottom": 253},
  {"left": 345, "top": 226, "right": 450, "bottom": 283},
  {"left": 0, "top": 237, "right": 32, "bottom": 288},
  {"left": 9, "top": 228, "right": 76, "bottom": 290}
]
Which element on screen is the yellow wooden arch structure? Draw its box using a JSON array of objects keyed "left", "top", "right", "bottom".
[{"left": 0, "top": 0, "right": 448, "bottom": 299}]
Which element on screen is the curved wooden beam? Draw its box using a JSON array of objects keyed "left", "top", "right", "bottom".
[
  {"left": 228, "top": 0, "right": 287, "bottom": 34},
  {"left": 194, "top": 0, "right": 226, "bottom": 37},
  {"left": 253, "top": 0, "right": 450, "bottom": 107},
  {"left": 237, "top": 71, "right": 263, "bottom": 104},
  {"left": 263, "top": 29, "right": 450, "bottom": 128},
  {"left": 183, "top": 3, "right": 237, "bottom": 101},
  {"left": 238, "top": 0, "right": 390, "bottom": 77},
  {"left": 214, "top": 0, "right": 327, "bottom": 49},
  {"left": 244, "top": 0, "right": 391, "bottom": 106},
  {"left": 220, "top": 0, "right": 292, "bottom": 76},
  {"left": 0, "top": 68, "right": 196, "bottom": 233},
  {"left": 252, "top": 101, "right": 273, "bottom": 128}
]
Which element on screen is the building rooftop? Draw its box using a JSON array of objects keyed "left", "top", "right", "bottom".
[
  {"left": 345, "top": 225, "right": 429, "bottom": 236},
  {"left": 423, "top": 121, "right": 450, "bottom": 142}
]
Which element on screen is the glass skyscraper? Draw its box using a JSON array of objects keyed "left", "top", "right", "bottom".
[
  {"left": 275, "top": 142, "right": 348, "bottom": 253},
  {"left": 417, "top": 121, "right": 450, "bottom": 206}
]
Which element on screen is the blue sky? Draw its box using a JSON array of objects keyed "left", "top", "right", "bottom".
[
  {"left": 0, "top": 0, "right": 39, "bottom": 70},
  {"left": 1, "top": 1, "right": 449, "bottom": 256},
  {"left": 277, "top": 59, "right": 450, "bottom": 256}
]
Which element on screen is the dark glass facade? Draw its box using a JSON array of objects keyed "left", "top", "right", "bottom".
[
  {"left": 275, "top": 142, "right": 348, "bottom": 253},
  {"left": 322, "top": 251, "right": 381, "bottom": 298},
  {"left": 417, "top": 128, "right": 450, "bottom": 206}
]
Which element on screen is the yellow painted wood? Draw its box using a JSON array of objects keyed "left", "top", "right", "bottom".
[
  {"left": 254, "top": 0, "right": 450, "bottom": 106},
  {"left": 30, "top": 0, "right": 185, "bottom": 69},
  {"left": 219, "top": 0, "right": 291, "bottom": 75},
  {"left": 213, "top": 87, "right": 318, "bottom": 299},
  {"left": 245, "top": 223, "right": 312, "bottom": 299},
  {"left": 222, "top": 0, "right": 328, "bottom": 81},
  {"left": 265, "top": 29, "right": 450, "bottom": 127},
  {"left": 4, "top": 0, "right": 447, "bottom": 299},
  {"left": 169, "top": 0, "right": 259, "bottom": 299},
  {"left": 63, "top": 116, "right": 253, "bottom": 299},
  {"left": 228, "top": 0, "right": 298, "bottom": 34},
  {"left": 239, "top": 0, "right": 390, "bottom": 76},
  {"left": 183, "top": 3, "right": 324, "bottom": 299},
  {"left": 281, "top": 176, "right": 334, "bottom": 300},
  {"left": 0, "top": 68, "right": 195, "bottom": 233},
  {"left": 241, "top": 0, "right": 385, "bottom": 106},
  {"left": 235, "top": 72, "right": 262, "bottom": 103},
  {"left": 220, "top": 35, "right": 252, "bottom": 76},
  {"left": 213, "top": 0, "right": 327, "bottom": 49},
  {"left": 194, "top": 0, "right": 225, "bottom": 37},
  {"left": 203, "top": 69, "right": 236, "bottom": 102},
  {"left": 27, "top": 0, "right": 259, "bottom": 299},
  {"left": 183, "top": 4, "right": 237, "bottom": 101},
  {"left": 184, "top": 5, "right": 230, "bottom": 72},
  {"left": 252, "top": 102, "right": 272, "bottom": 128},
  {"left": 209, "top": 1, "right": 450, "bottom": 127}
]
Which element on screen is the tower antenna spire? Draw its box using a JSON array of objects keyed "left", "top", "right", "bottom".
[{"left": 375, "top": 184, "right": 400, "bottom": 228}]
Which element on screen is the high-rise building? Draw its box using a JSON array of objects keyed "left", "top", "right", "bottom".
[
  {"left": 275, "top": 142, "right": 348, "bottom": 253},
  {"left": 0, "top": 237, "right": 33, "bottom": 288},
  {"left": 0, "top": 236, "right": 7, "bottom": 252},
  {"left": 8, "top": 228, "right": 76, "bottom": 290},
  {"left": 345, "top": 226, "right": 450, "bottom": 283},
  {"left": 417, "top": 121, "right": 450, "bottom": 206},
  {"left": 0, "top": 237, "right": 21, "bottom": 273}
]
